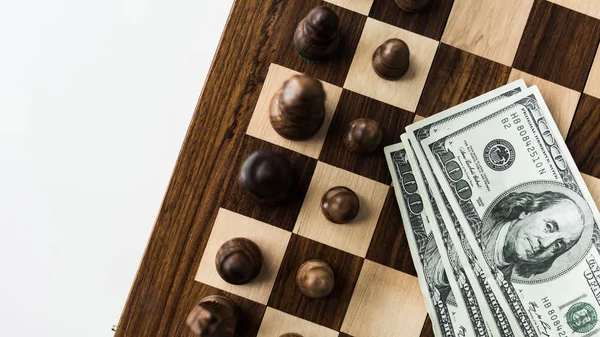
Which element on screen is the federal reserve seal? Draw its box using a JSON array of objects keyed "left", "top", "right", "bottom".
[
  {"left": 483, "top": 139, "right": 515, "bottom": 171},
  {"left": 566, "top": 302, "right": 597, "bottom": 333}
]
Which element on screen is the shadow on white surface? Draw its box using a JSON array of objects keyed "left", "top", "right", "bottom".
[{"left": 0, "top": 0, "right": 234, "bottom": 336}]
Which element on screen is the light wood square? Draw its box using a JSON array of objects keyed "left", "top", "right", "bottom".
[
  {"left": 324, "top": 0, "right": 373, "bottom": 15},
  {"left": 585, "top": 45, "right": 600, "bottom": 99},
  {"left": 257, "top": 307, "right": 339, "bottom": 337},
  {"left": 343, "top": 18, "right": 438, "bottom": 112},
  {"left": 582, "top": 173, "right": 600, "bottom": 210},
  {"left": 246, "top": 63, "right": 343, "bottom": 159},
  {"left": 547, "top": 0, "right": 600, "bottom": 20},
  {"left": 293, "top": 161, "right": 389, "bottom": 257},
  {"left": 194, "top": 208, "right": 291, "bottom": 305},
  {"left": 341, "top": 260, "right": 427, "bottom": 337},
  {"left": 442, "top": 0, "right": 534, "bottom": 66},
  {"left": 412, "top": 114, "right": 425, "bottom": 124},
  {"left": 509, "top": 69, "right": 580, "bottom": 139}
]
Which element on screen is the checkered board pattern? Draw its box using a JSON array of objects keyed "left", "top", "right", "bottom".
[{"left": 177, "top": 0, "right": 600, "bottom": 336}]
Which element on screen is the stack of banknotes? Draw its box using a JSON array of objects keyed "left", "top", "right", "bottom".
[{"left": 385, "top": 80, "right": 600, "bottom": 337}]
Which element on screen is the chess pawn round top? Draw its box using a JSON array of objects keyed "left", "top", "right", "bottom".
[
  {"left": 239, "top": 149, "right": 293, "bottom": 204},
  {"left": 394, "top": 0, "right": 432, "bottom": 12},
  {"left": 215, "top": 238, "right": 263, "bottom": 285},
  {"left": 372, "top": 38, "right": 410, "bottom": 80},
  {"left": 270, "top": 74, "right": 326, "bottom": 140},
  {"left": 321, "top": 186, "right": 360, "bottom": 224},
  {"left": 186, "top": 295, "right": 238, "bottom": 337},
  {"left": 296, "top": 259, "right": 334, "bottom": 298},
  {"left": 280, "top": 334, "right": 303, "bottom": 337},
  {"left": 344, "top": 118, "right": 383, "bottom": 154},
  {"left": 293, "top": 6, "right": 340, "bottom": 62}
]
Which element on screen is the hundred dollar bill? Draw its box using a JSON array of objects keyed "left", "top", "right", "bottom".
[
  {"left": 386, "top": 138, "right": 495, "bottom": 337},
  {"left": 406, "top": 81, "right": 529, "bottom": 337},
  {"left": 402, "top": 135, "right": 504, "bottom": 337},
  {"left": 422, "top": 85, "right": 600, "bottom": 337}
]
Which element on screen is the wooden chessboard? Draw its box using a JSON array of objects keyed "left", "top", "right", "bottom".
[{"left": 115, "top": 0, "right": 600, "bottom": 336}]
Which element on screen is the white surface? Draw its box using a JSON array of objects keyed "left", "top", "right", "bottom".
[{"left": 0, "top": 0, "right": 233, "bottom": 336}]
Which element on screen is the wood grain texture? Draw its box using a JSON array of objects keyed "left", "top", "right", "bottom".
[
  {"left": 582, "top": 172, "right": 600, "bottom": 210},
  {"left": 324, "top": 0, "right": 373, "bottom": 15},
  {"left": 415, "top": 43, "right": 511, "bottom": 118},
  {"left": 269, "top": 234, "right": 364, "bottom": 330},
  {"left": 195, "top": 208, "right": 291, "bottom": 304},
  {"left": 294, "top": 161, "right": 389, "bottom": 257},
  {"left": 442, "top": 0, "right": 534, "bottom": 66},
  {"left": 369, "top": 0, "right": 455, "bottom": 40},
  {"left": 341, "top": 260, "right": 427, "bottom": 337},
  {"left": 585, "top": 44, "right": 600, "bottom": 99},
  {"left": 222, "top": 136, "right": 316, "bottom": 232},
  {"left": 547, "top": 0, "right": 600, "bottom": 20},
  {"left": 508, "top": 69, "right": 580, "bottom": 139},
  {"left": 246, "top": 63, "right": 343, "bottom": 159},
  {"left": 513, "top": 0, "right": 600, "bottom": 91},
  {"left": 257, "top": 307, "right": 339, "bottom": 337},
  {"left": 344, "top": 18, "right": 439, "bottom": 112},
  {"left": 272, "top": 2, "right": 367, "bottom": 87},
  {"left": 366, "top": 188, "right": 417, "bottom": 277},
  {"left": 567, "top": 94, "right": 600, "bottom": 178},
  {"left": 319, "top": 90, "right": 414, "bottom": 184}
]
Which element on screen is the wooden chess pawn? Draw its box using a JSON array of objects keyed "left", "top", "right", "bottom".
[
  {"left": 394, "top": 0, "right": 432, "bottom": 12},
  {"left": 296, "top": 259, "right": 334, "bottom": 298},
  {"left": 372, "top": 38, "right": 410, "bottom": 80},
  {"left": 270, "top": 74, "right": 326, "bottom": 140},
  {"left": 239, "top": 149, "right": 293, "bottom": 204},
  {"left": 280, "top": 334, "right": 303, "bottom": 337},
  {"left": 344, "top": 118, "right": 383, "bottom": 154},
  {"left": 215, "top": 238, "right": 263, "bottom": 285},
  {"left": 293, "top": 6, "right": 340, "bottom": 62},
  {"left": 321, "top": 186, "right": 360, "bottom": 224},
  {"left": 186, "top": 295, "right": 238, "bottom": 337}
]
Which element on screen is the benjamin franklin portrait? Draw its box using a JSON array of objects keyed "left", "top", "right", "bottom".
[{"left": 482, "top": 182, "right": 594, "bottom": 282}]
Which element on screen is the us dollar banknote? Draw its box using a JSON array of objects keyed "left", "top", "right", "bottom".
[
  {"left": 406, "top": 81, "right": 528, "bottom": 337},
  {"left": 386, "top": 137, "right": 497, "bottom": 337},
  {"left": 421, "top": 85, "right": 600, "bottom": 337}
]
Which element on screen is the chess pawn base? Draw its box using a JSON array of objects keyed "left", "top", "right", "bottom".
[
  {"left": 269, "top": 88, "right": 325, "bottom": 140},
  {"left": 186, "top": 295, "right": 238, "bottom": 337}
]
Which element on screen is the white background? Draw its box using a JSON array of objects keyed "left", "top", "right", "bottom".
[{"left": 0, "top": 0, "right": 233, "bottom": 336}]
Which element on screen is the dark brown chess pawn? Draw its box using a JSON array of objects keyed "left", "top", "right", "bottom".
[
  {"left": 186, "top": 295, "right": 238, "bottom": 337},
  {"left": 269, "top": 74, "right": 326, "bottom": 140},
  {"left": 372, "top": 39, "right": 410, "bottom": 80},
  {"left": 321, "top": 186, "right": 360, "bottom": 224},
  {"left": 293, "top": 6, "right": 340, "bottom": 62},
  {"left": 394, "top": 0, "right": 432, "bottom": 12},
  {"left": 344, "top": 118, "right": 383, "bottom": 154},
  {"left": 238, "top": 149, "right": 294, "bottom": 204},
  {"left": 215, "top": 238, "right": 263, "bottom": 285}
]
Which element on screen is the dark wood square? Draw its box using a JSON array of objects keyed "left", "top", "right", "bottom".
[
  {"left": 366, "top": 187, "right": 417, "bottom": 277},
  {"left": 175, "top": 283, "right": 266, "bottom": 337},
  {"left": 420, "top": 315, "right": 434, "bottom": 337},
  {"left": 222, "top": 135, "right": 317, "bottom": 231},
  {"left": 415, "top": 43, "right": 511, "bottom": 118},
  {"left": 369, "top": 0, "right": 454, "bottom": 40},
  {"left": 268, "top": 234, "right": 364, "bottom": 330},
  {"left": 270, "top": 2, "right": 366, "bottom": 87},
  {"left": 513, "top": 0, "right": 600, "bottom": 91},
  {"left": 339, "top": 333, "right": 353, "bottom": 337},
  {"left": 566, "top": 94, "right": 600, "bottom": 178},
  {"left": 319, "top": 90, "right": 414, "bottom": 184}
]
